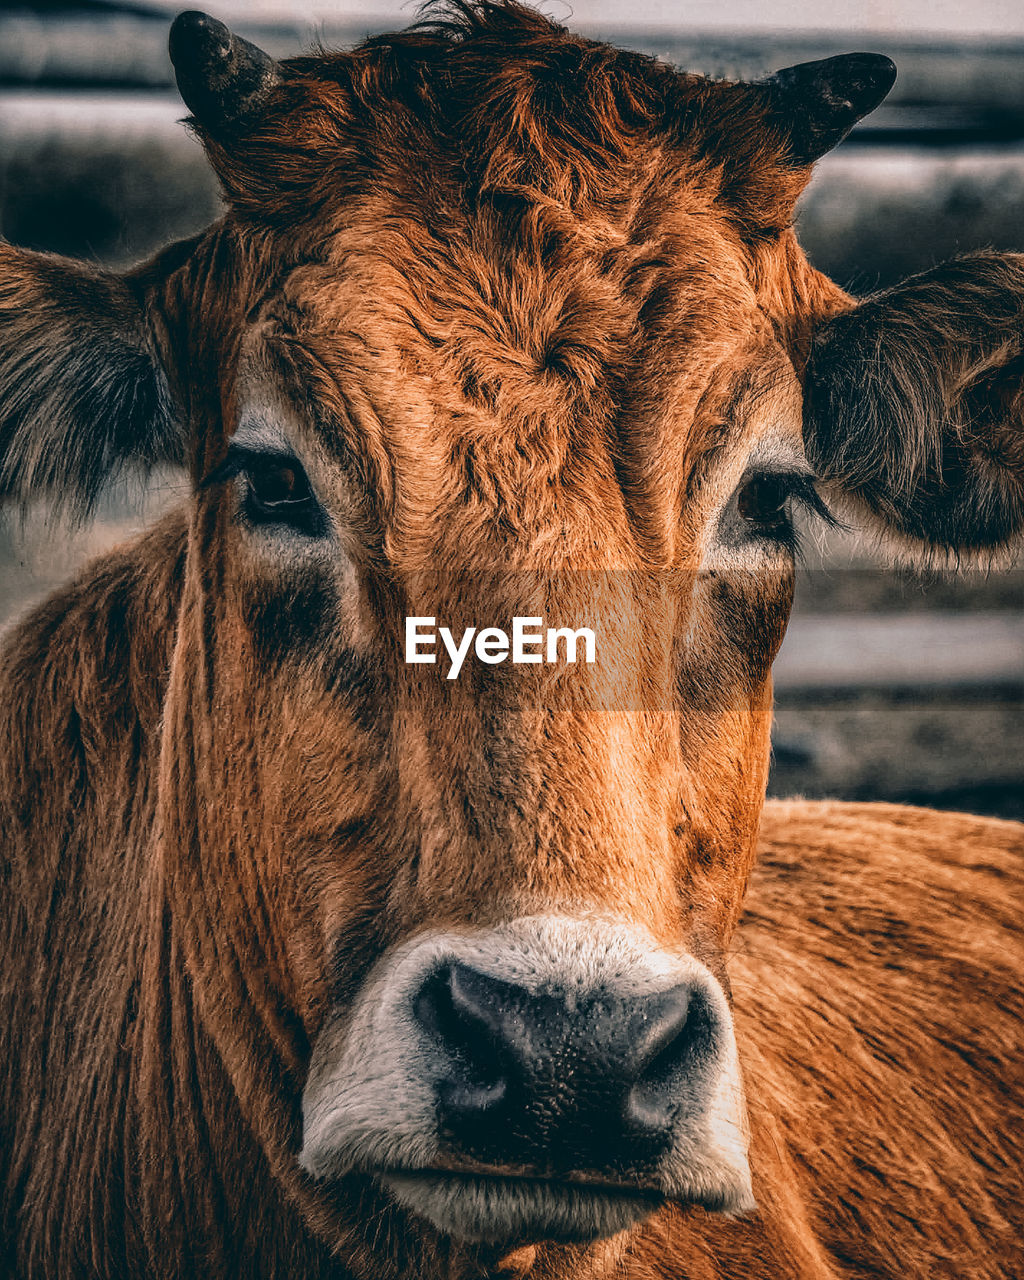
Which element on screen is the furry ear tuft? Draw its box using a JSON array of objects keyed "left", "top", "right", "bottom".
[
  {"left": 0, "top": 247, "right": 184, "bottom": 521},
  {"left": 803, "top": 251, "right": 1024, "bottom": 556}
]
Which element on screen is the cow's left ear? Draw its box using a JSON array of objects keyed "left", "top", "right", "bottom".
[{"left": 803, "top": 252, "right": 1024, "bottom": 556}]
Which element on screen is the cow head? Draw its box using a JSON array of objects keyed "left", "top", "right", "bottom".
[{"left": 0, "top": 5, "right": 1021, "bottom": 1276}]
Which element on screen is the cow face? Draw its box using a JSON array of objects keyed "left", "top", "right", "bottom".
[
  {"left": 168, "top": 19, "right": 831, "bottom": 1254},
  {"left": 0, "top": 5, "right": 1022, "bottom": 1276}
]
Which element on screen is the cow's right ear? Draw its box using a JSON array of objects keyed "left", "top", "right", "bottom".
[
  {"left": 0, "top": 244, "right": 185, "bottom": 519},
  {"left": 802, "top": 252, "right": 1024, "bottom": 558}
]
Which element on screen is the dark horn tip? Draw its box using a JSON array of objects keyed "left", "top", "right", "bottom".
[
  {"left": 834, "top": 51, "right": 897, "bottom": 104},
  {"left": 168, "top": 9, "right": 279, "bottom": 138},
  {"left": 168, "top": 11, "right": 233, "bottom": 73},
  {"left": 767, "top": 51, "right": 898, "bottom": 166}
]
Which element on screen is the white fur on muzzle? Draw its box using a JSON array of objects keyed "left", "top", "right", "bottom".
[{"left": 300, "top": 915, "right": 754, "bottom": 1245}]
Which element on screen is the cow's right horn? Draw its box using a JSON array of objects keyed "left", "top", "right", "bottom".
[{"left": 169, "top": 10, "right": 279, "bottom": 139}]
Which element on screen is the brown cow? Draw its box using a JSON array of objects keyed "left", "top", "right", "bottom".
[{"left": 1, "top": 5, "right": 1022, "bottom": 1278}]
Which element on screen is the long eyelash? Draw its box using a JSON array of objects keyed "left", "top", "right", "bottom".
[
  {"left": 749, "top": 475, "right": 842, "bottom": 564},
  {"left": 788, "top": 475, "right": 842, "bottom": 530},
  {"left": 783, "top": 478, "right": 844, "bottom": 566},
  {"left": 199, "top": 446, "right": 301, "bottom": 491},
  {"left": 780, "top": 517, "right": 808, "bottom": 563},
  {"left": 199, "top": 455, "right": 244, "bottom": 490}
]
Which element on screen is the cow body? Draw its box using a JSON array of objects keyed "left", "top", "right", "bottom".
[
  {"left": 2, "top": 4, "right": 1024, "bottom": 1276},
  {"left": 1, "top": 522, "right": 1021, "bottom": 1277}
]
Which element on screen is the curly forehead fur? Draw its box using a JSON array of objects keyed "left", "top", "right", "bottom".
[
  {"left": 0, "top": 0, "right": 840, "bottom": 527},
  {"left": 189, "top": 1, "right": 837, "bottom": 569},
  {"left": 205, "top": 0, "right": 809, "bottom": 231}
]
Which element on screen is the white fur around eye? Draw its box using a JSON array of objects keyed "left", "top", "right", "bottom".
[
  {"left": 699, "top": 430, "right": 813, "bottom": 572},
  {"left": 228, "top": 414, "right": 297, "bottom": 456}
]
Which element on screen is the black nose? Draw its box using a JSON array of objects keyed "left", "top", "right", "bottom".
[{"left": 413, "top": 962, "right": 715, "bottom": 1177}]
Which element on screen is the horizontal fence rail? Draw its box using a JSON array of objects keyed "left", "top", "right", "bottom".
[{"left": 3, "top": 11, "right": 1024, "bottom": 142}]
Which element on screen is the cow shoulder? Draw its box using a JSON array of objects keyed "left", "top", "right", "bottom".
[
  {"left": 0, "top": 511, "right": 188, "bottom": 1264},
  {"left": 732, "top": 798, "right": 1024, "bottom": 1277}
]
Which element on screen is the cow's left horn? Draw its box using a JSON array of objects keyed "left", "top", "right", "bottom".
[
  {"left": 765, "top": 53, "right": 896, "bottom": 165},
  {"left": 169, "top": 10, "right": 279, "bottom": 139}
]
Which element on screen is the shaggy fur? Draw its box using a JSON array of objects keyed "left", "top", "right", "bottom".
[
  {"left": 1, "top": 532, "right": 1020, "bottom": 1277},
  {"left": 803, "top": 251, "right": 1024, "bottom": 554},
  {"left": 0, "top": 250, "right": 182, "bottom": 519},
  {"left": 1, "top": 4, "right": 1023, "bottom": 1278}
]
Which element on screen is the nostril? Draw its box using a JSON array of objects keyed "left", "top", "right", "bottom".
[
  {"left": 625, "top": 987, "right": 715, "bottom": 1134},
  {"left": 439, "top": 1075, "right": 507, "bottom": 1114},
  {"left": 413, "top": 964, "right": 513, "bottom": 1110},
  {"left": 627, "top": 985, "right": 693, "bottom": 1076},
  {"left": 413, "top": 963, "right": 722, "bottom": 1175}
]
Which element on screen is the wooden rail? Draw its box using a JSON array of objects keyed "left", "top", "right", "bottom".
[{"left": 3, "top": 11, "right": 1024, "bottom": 142}]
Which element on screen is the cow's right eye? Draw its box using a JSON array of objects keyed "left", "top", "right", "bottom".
[
  {"left": 202, "top": 447, "right": 327, "bottom": 537},
  {"left": 246, "top": 456, "right": 313, "bottom": 517},
  {"left": 243, "top": 454, "right": 326, "bottom": 536}
]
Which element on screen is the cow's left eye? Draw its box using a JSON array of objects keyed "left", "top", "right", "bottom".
[
  {"left": 737, "top": 473, "right": 791, "bottom": 532},
  {"left": 732, "top": 471, "right": 836, "bottom": 544}
]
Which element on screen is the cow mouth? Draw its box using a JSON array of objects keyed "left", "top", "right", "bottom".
[
  {"left": 374, "top": 1166, "right": 666, "bottom": 1245},
  {"left": 300, "top": 919, "right": 756, "bottom": 1245},
  {"left": 381, "top": 1166, "right": 666, "bottom": 1198}
]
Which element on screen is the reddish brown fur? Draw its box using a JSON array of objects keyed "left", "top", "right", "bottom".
[
  {"left": 3, "top": 529, "right": 1021, "bottom": 1277},
  {"left": 1, "top": 4, "right": 1023, "bottom": 1278}
]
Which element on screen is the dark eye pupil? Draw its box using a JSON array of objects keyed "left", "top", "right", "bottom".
[
  {"left": 242, "top": 455, "right": 325, "bottom": 535},
  {"left": 250, "top": 460, "right": 310, "bottom": 508},
  {"left": 737, "top": 474, "right": 789, "bottom": 525}
]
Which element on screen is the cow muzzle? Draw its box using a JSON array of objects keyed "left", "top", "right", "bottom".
[{"left": 300, "top": 917, "right": 754, "bottom": 1247}]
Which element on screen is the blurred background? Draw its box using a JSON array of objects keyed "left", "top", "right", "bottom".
[{"left": 0, "top": 0, "right": 1021, "bottom": 816}]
